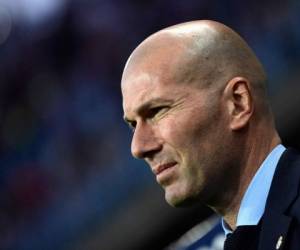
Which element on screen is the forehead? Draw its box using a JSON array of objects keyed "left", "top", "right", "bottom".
[
  {"left": 122, "top": 69, "right": 186, "bottom": 116},
  {"left": 121, "top": 32, "right": 209, "bottom": 119}
]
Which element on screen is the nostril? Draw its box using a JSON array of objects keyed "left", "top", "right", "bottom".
[{"left": 131, "top": 136, "right": 162, "bottom": 159}]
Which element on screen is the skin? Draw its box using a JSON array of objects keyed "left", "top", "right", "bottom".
[{"left": 121, "top": 20, "right": 281, "bottom": 230}]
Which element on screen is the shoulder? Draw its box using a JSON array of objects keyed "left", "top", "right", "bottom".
[{"left": 266, "top": 148, "right": 300, "bottom": 212}]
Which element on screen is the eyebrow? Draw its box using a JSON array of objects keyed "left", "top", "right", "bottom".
[{"left": 123, "top": 97, "right": 171, "bottom": 124}]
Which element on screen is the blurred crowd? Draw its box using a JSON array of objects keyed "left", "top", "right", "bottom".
[{"left": 0, "top": 0, "right": 299, "bottom": 249}]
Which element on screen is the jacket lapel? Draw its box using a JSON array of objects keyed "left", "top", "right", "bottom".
[{"left": 258, "top": 148, "right": 300, "bottom": 250}]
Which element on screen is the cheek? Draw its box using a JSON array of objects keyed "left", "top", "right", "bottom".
[
  {"left": 159, "top": 115, "right": 206, "bottom": 171},
  {"left": 164, "top": 117, "right": 206, "bottom": 152},
  {"left": 158, "top": 105, "right": 226, "bottom": 165},
  {"left": 158, "top": 116, "right": 191, "bottom": 149}
]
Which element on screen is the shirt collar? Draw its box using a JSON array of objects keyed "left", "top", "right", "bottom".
[{"left": 222, "top": 144, "right": 286, "bottom": 235}]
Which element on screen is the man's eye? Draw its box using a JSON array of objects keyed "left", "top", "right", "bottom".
[{"left": 148, "top": 106, "right": 168, "bottom": 118}]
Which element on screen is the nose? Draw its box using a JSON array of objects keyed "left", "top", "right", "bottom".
[{"left": 131, "top": 122, "right": 162, "bottom": 159}]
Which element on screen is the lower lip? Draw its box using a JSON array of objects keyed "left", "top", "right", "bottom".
[{"left": 156, "top": 164, "right": 177, "bottom": 182}]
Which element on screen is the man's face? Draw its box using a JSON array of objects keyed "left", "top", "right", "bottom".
[{"left": 122, "top": 45, "right": 232, "bottom": 207}]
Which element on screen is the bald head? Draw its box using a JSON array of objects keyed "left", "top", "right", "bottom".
[
  {"left": 121, "top": 20, "right": 280, "bottom": 213},
  {"left": 122, "top": 20, "right": 266, "bottom": 92},
  {"left": 121, "top": 20, "right": 280, "bottom": 218}
]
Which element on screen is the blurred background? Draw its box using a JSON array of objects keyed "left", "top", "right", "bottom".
[{"left": 0, "top": 0, "right": 300, "bottom": 249}]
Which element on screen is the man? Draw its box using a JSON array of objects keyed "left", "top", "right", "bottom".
[{"left": 121, "top": 20, "right": 300, "bottom": 249}]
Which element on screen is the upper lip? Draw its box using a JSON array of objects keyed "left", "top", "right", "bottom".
[{"left": 152, "top": 162, "right": 177, "bottom": 175}]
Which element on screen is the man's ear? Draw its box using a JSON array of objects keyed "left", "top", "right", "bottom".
[{"left": 223, "top": 77, "right": 253, "bottom": 131}]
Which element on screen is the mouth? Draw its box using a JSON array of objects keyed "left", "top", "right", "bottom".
[{"left": 153, "top": 162, "right": 177, "bottom": 176}]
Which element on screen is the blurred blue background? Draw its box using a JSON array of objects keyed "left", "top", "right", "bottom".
[{"left": 0, "top": 0, "right": 300, "bottom": 249}]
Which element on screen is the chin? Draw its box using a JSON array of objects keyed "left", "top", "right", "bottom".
[{"left": 165, "top": 190, "right": 199, "bottom": 208}]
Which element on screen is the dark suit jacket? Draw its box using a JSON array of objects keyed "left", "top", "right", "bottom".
[{"left": 258, "top": 148, "right": 300, "bottom": 250}]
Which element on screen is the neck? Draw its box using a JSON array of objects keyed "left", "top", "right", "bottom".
[{"left": 212, "top": 130, "right": 281, "bottom": 231}]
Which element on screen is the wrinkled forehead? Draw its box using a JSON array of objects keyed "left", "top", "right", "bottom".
[
  {"left": 121, "top": 44, "right": 187, "bottom": 111},
  {"left": 122, "top": 72, "right": 156, "bottom": 101},
  {"left": 122, "top": 70, "right": 172, "bottom": 116},
  {"left": 121, "top": 63, "right": 197, "bottom": 120}
]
